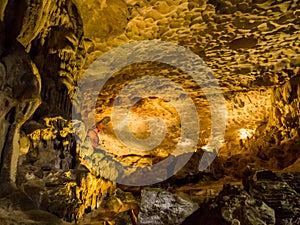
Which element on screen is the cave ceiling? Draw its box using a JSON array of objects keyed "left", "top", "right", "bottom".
[
  {"left": 0, "top": 0, "right": 298, "bottom": 160},
  {"left": 0, "top": 0, "right": 298, "bottom": 170}
]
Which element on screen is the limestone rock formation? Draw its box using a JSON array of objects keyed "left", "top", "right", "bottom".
[
  {"left": 241, "top": 76, "right": 300, "bottom": 171},
  {"left": 17, "top": 117, "right": 117, "bottom": 222},
  {"left": 80, "top": 188, "right": 139, "bottom": 225},
  {"left": 0, "top": 0, "right": 299, "bottom": 224},
  {"left": 181, "top": 170, "right": 300, "bottom": 225},
  {"left": 0, "top": 45, "right": 41, "bottom": 184}
]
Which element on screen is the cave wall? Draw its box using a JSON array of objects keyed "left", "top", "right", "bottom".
[
  {"left": 242, "top": 76, "right": 300, "bottom": 170},
  {"left": 0, "top": 0, "right": 94, "bottom": 184},
  {"left": 17, "top": 0, "right": 87, "bottom": 119},
  {"left": 0, "top": 0, "right": 42, "bottom": 183},
  {"left": 0, "top": 1, "right": 122, "bottom": 222}
]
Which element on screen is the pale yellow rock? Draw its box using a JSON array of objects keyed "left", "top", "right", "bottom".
[
  {"left": 19, "top": 135, "right": 30, "bottom": 156},
  {"left": 257, "top": 22, "right": 268, "bottom": 31}
]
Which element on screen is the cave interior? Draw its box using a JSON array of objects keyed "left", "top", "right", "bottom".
[{"left": 0, "top": 0, "right": 300, "bottom": 224}]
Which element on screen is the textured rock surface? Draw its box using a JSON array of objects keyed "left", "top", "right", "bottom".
[
  {"left": 242, "top": 77, "right": 300, "bottom": 170},
  {"left": 0, "top": 0, "right": 299, "bottom": 224},
  {"left": 247, "top": 171, "right": 300, "bottom": 225},
  {"left": 0, "top": 0, "right": 298, "bottom": 181},
  {"left": 138, "top": 188, "right": 198, "bottom": 225},
  {"left": 73, "top": 0, "right": 300, "bottom": 171},
  {"left": 17, "top": 117, "right": 116, "bottom": 222},
  {"left": 182, "top": 184, "right": 275, "bottom": 225},
  {"left": 0, "top": 208, "right": 71, "bottom": 225},
  {"left": 80, "top": 188, "right": 139, "bottom": 225},
  {"left": 0, "top": 45, "right": 41, "bottom": 183},
  {"left": 181, "top": 170, "right": 300, "bottom": 225}
]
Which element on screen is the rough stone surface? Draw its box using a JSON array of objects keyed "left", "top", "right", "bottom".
[
  {"left": 0, "top": 0, "right": 299, "bottom": 224},
  {"left": 242, "top": 77, "right": 300, "bottom": 170},
  {"left": 73, "top": 0, "right": 300, "bottom": 172},
  {"left": 182, "top": 184, "right": 275, "bottom": 225},
  {"left": 138, "top": 188, "right": 198, "bottom": 225},
  {"left": 80, "top": 188, "right": 139, "bottom": 225},
  {"left": 0, "top": 45, "right": 41, "bottom": 183},
  {"left": 247, "top": 170, "right": 300, "bottom": 225},
  {"left": 15, "top": 117, "right": 116, "bottom": 222},
  {"left": 0, "top": 208, "right": 71, "bottom": 225}
]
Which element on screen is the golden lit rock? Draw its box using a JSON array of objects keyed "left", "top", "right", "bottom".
[{"left": 0, "top": 0, "right": 299, "bottom": 224}]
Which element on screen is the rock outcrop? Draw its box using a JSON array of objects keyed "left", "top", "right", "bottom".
[
  {"left": 0, "top": 45, "right": 41, "bottom": 184},
  {"left": 247, "top": 170, "right": 300, "bottom": 225},
  {"left": 182, "top": 170, "right": 300, "bottom": 225},
  {"left": 182, "top": 184, "right": 276, "bottom": 225},
  {"left": 17, "top": 117, "right": 117, "bottom": 222},
  {"left": 241, "top": 76, "right": 300, "bottom": 171},
  {"left": 138, "top": 188, "right": 198, "bottom": 225}
]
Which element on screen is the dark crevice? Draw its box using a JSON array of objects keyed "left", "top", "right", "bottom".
[
  {"left": 5, "top": 106, "right": 16, "bottom": 124},
  {"left": 22, "top": 103, "right": 29, "bottom": 115},
  {"left": 0, "top": 124, "right": 12, "bottom": 180},
  {"left": 3, "top": 0, "right": 27, "bottom": 51}
]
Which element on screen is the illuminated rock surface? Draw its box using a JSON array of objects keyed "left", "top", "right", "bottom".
[{"left": 0, "top": 0, "right": 299, "bottom": 224}]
